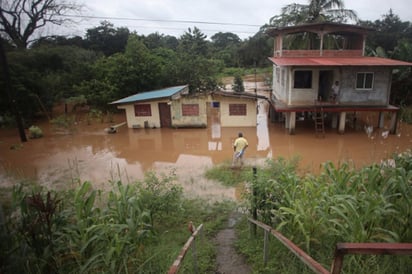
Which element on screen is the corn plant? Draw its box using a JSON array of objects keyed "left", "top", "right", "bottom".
[
  {"left": 243, "top": 152, "right": 412, "bottom": 273},
  {"left": 3, "top": 186, "right": 65, "bottom": 273},
  {"left": 1, "top": 171, "right": 233, "bottom": 273}
]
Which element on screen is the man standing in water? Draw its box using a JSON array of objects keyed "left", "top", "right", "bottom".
[{"left": 232, "top": 132, "right": 248, "bottom": 167}]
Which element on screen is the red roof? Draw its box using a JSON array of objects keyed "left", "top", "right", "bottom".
[{"left": 268, "top": 56, "right": 412, "bottom": 67}]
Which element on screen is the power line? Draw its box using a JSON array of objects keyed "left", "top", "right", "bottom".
[
  {"left": 71, "top": 20, "right": 258, "bottom": 34},
  {"left": 56, "top": 14, "right": 262, "bottom": 38},
  {"left": 61, "top": 14, "right": 262, "bottom": 28}
]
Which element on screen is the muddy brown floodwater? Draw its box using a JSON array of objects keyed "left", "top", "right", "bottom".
[{"left": 1, "top": 90, "right": 412, "bottom": 201}]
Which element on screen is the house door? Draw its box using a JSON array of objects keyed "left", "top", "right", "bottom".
[
  {"left": 318, "top": 70, "right": 334, "bottom": 101},
  {"left": 158, "top": 103, "right": 171, "bottom": 128}
]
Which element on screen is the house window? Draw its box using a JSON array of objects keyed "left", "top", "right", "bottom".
[
  {"left": 134, "top": 104, "right": 152, "bottom": 116},
  {"left": 356, "top": 72, "right": 374, "bottom": 90},
  {"left": 182, "top": 104, "right": 199, "bottom": 116},
  {"left": 293, "top": 70, "right": 312, "bottom": 89},
  {"left": 229, "top": 104, "right": 247, "bottom": 116}
]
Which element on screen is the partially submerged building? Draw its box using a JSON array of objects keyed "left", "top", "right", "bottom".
[
  {"left": 110, "top": 85, "right": 259, "bottom": 129},
  {"left": 110, "top": 85, "right": 207, "bottom": 129},
  {"left": 266, "top": 22, "right": 412, "bottom": 134}
]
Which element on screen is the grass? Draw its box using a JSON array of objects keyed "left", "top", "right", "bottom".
[{"left": 203, "top": 161, "right": 252, "bottom": 186}]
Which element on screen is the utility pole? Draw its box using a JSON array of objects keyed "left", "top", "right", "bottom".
[{"left": 0, "top": 40, "right": 27, "bottom": 142}]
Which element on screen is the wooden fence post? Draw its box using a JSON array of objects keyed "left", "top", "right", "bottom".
[
  {"left": 263, "top": 230, "right": 269, "bottom": 266},
  {"left": 192, "top": 234, "right": 198, "bottom": 273},
  {"left": 251, "top": 167, "right": 258, "bottom": 236}
]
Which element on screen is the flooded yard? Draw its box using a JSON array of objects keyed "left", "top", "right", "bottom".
[{"left": 1, "top": 93, "right": 411, "bottom": 201}]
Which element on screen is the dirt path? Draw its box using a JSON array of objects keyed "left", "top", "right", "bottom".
[{"left": 215, "top": 211, "right": 251, "bottom": 274}]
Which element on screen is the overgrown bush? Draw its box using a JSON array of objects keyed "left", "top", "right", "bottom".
[
  {"left": 50, "top": 114, "right": 76, "bottom": 133},
  {"left": 0, "top": 113, "right": 16, "bottom": 128},
  {"left": 400, "top": 106, "right": 412, "bottom": 124},
  {"left": 232, "top": 73, "right": 245, "bottom": 92},
  {"left": 87, "top": 108, "right": 104, "bottom": 124},
  {"left": 28, "top": 125, "right": 43, "bottom": 138}
]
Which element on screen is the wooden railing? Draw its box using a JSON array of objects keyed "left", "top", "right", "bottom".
[
  {"left": 249, "top": 218, "right": 329, "bottom": 274},
  {"left": 248, "top": 218, "right": 412, "bottom": 274},
  {"left": 168, "top": 223, "right": 203, "bottom": 274},
  {"left": 331, "top": 242, "right": 412, "bottom": 274}
]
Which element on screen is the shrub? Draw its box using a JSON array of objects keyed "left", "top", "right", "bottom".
[
  {"left": 232, "top": 73, "right": 245, "bottom": 92},
  {"left": 28, "top": 125, "right": 43, "bottom": 138},
  {"left": 400, "top": 106, "right": 412, "bottom": 124},
  {"left": 50, "top": 114, "right": 76, "bottom": 132},
  {"left": 87, "top": 108, "right": 104, "bottom": 124}
]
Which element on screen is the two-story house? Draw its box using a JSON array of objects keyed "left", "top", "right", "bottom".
[{"left": 266, "top": 22, "right": 412, "bottom": 134}]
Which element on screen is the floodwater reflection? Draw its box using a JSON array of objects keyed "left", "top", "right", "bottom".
[{"left": 1, "top": 100, "right": 411, "bottom": 201}]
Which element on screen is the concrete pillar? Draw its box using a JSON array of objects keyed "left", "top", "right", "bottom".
[
  {"left": 389, "top": 112, "right": 398, "bottom": 134},
  {"left": 331, "top": 113, "right": 338, "bottom": 129},
  {"left": 285, "top": 112, "right": 290, "bottom": 129},
  {"left": 288, "top": 112, "right": 296, "bottom": 135},
  {"left": 338, "top": 112, "right": 346, "bottom": 134},
  {"left": 378, "top": 112, "right": 385, "bottom": 128}
]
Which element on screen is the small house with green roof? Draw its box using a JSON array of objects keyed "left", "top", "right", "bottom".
[{"left": 110, "top": 85, "right": 208, "bottom": 129}]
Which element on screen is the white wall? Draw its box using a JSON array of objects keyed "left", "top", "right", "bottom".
[
  {"left": 218, "top": 97, "right": 257, "bottom": 127},
  {"left": 118, "top": 101, "right": 164, "bottom": 128}
]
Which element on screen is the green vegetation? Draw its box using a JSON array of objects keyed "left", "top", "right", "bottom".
[
  {"left": 1, "top": 8, "right": 411, "bottom": 128},
  {"left": 50, "top": 115, "right": 76, "bottom": 133},
  {"left": 230, "top": 152, "right": 412, "bottom": 274},
  {"left": 0, "top": 173, "right": 236, "bottom": 273},
  {"left": 28, "top": 125, "right": 43, "bottom": 139},
  {"left": 232, "top": 74, "right": 245, "bottom": 92},
  {"left": 400, "top": 106, "right": 412, "bottom": 123}
]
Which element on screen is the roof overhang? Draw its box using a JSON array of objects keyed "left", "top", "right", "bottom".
[
  {"left": 211, "top": 90, "right": 267, "bottom": 100},
  {"left": 110, "top": 85, "right": 188, "bottom": 105},
  {"left": 266, "top": 22, "right": 373, "bottom": 37},
  {"left": 268, "top": 56, "right": 412, "bottom": 67}
]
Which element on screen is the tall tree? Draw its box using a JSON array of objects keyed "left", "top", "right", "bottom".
[
  {"left": 362, "top": 10, "right": 412, "bottom": 55},
  {"left": 0, "top": 39, "right": 27, "bottom": 141},
  {"left": 85, "top": 21, "right": 130, "bottom": 56},
  {"left": 210, "top": 32, "right": 242, "bottom": 67},
  {"left": 0, "top": 0, "right": 82, "bottom": 48},
  {"left": 177, "top": 27, "right": 221, "bottom": 92},
  {"left": 141, "top": 32, "right": 178, "bottom": 51},
  {"left": 238, "top": 32, "right": 273, "bottom": 67},
  {"left": 269, "top": 0, "right": 358, "bottom": 27},
  {"left": 178, "top": 27, "right": 210, "bottom": 57},
  {"left": 211, "top": 32, "right": 241, "bottom": 50}
]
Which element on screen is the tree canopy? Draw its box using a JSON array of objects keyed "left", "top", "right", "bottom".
[
  {"left": 0, "top": 0, "right": 82, "bottom": 48},
  {"left": 1, "top": 5, "right": 412, "bottom": 128},
  {"left": 269, "top": 0, "right": 358, "bottom": 27}
]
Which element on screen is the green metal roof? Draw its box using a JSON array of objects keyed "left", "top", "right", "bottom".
[{"left": 110, "top": 85, "right": 188, "bottom": 105}]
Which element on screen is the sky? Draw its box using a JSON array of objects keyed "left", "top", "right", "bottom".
[{"left": 53, "top": 0, "right": 412, "bottom": 40}]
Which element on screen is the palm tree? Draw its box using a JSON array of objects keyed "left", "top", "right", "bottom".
[
  {"left": 270, "top": 0, "right": 358, "bottom": 26},
  {"left": 266, "top": 0, "right": 359, "bottom": 50}
]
